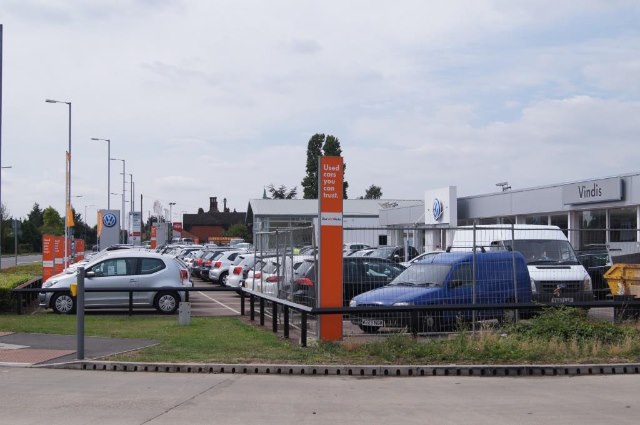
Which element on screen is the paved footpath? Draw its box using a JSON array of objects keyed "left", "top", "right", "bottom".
[{"left": 1, "top": 366, "right": 639, "bottom": 425}]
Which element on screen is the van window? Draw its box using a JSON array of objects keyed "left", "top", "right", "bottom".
[
  {"left": 503, "top": 240, "right": 580, "bottom": 265},
  {"left": 449, "top": 263, "right": 473, "bottom": 288}
]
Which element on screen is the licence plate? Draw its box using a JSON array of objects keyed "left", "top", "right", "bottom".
[
  {"left": 361, "top": 319, "right": 384, "bottom": 327},
  {"left": 551, "top": 297, "right": 574, "bottom": 303}
]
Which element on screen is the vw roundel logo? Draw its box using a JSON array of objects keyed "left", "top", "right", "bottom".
[
  {"left": 432, "top": 198, "right": 443, "bottom": 221},
  {"left": 102, "top": 212, "right": 118, "bottom": 228}
]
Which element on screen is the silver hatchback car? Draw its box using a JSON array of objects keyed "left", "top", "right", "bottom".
[{"left": 39, "top": 251, "right": 192, "bottom": 314}]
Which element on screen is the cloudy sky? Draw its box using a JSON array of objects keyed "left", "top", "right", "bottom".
[{"left": 1, "top": 0, "right": 639, "bottom": 226}]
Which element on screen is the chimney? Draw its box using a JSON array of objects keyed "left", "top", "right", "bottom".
[
  {"left": 223, "top": 198, "right": 228, "bottom": 213},
  {"left": 209, "top": 197, "right": 219, "bottom": 212}
]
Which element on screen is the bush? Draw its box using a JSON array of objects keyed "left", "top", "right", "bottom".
[{"left": 508, "top": 306, "right": 637, "bottom": 345}]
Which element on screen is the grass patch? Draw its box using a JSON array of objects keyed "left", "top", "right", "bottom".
[{"left": 1, "top": 307, "right": 639, "bottom": 364}]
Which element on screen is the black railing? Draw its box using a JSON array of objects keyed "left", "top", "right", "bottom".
[{"left": 240, "top": 290, "right": 640, "bottom": 346}]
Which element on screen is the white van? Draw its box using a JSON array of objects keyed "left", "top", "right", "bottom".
[{"left": 449, "top": 225, "right": 593, "bottom": 303}]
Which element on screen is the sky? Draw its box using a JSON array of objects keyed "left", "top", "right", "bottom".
[{"left": 1, "top": 0, "right": 639, "bottom": 227}]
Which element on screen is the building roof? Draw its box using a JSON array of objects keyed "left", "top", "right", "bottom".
[
  {"left": 183, "top": 211, "right": 246, "bottom": 227},
  {"left": 247, "top": 199, "right": 422, "bottom": 217}
]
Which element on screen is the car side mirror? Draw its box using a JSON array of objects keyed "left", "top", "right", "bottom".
[
  {"left": 449, "top": 280, "right": 464, "bottom": 289},
  {"left": 85, "top": 271, "right": 95, "bottom": 278}
]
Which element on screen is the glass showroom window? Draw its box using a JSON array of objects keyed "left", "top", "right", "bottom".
[
  {"left": 610, "top": 207, "right": 637, "bottom": 242},
  {"left": 550, "top": 214, "right": 569, "bottom": 237},
  {"left": 579, "top": 210, "right": 606, "bottom": 245},
  {"left": 525, "top": 215, "right": 548, "bottom": 225}
]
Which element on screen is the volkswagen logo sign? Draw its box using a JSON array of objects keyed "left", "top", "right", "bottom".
[
  {"left": 102, "top": 212, "right": 118, "bottom": 228},
  {"left": 432, "top": 198, "right": 444, "bottom": 221}
]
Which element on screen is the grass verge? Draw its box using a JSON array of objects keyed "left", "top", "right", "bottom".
[{"left": 1, "top": 307, "right": 639, "bottom": 364}]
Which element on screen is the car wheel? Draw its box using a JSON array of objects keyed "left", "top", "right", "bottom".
[
  {"left": 154, "top": 291, "right": 180, "bottom": 314},
  {"left": 52, "top": 293, "right": 76, "bottom": 314},
  {"left": 220, "top": 272, "right": 228, "bottom": 286},
  {"left": 359, "top": 325, "right": 380, "bottom": 334}
]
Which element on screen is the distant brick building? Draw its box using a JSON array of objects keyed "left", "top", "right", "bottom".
[{"left": 182, "top": 197, "right": 246, "bottom": 243}]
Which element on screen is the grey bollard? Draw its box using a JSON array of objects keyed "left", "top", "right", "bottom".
[{"left": 178, "top": 302, "right": 191, "bottom": 326}]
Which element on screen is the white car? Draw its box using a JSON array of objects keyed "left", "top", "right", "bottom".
[
  {"left": 400, "top": 250, "right": 444, "bottom": 267},
  {"left": 225, "top": 253, "right": 257, "bottom": 288},
  {"left": 39, "top": 251, "right": 192, "bottom": 314}
]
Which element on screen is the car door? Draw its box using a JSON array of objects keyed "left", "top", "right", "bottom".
[
  {"left": 134, "top": 257, "right": 168, "bottom": 306},
  {"left": 443, "top": 262, "right": 474, "bottom": 321},
  {"left": 85, "top": 257, "right": 138, "bottom": 307}
]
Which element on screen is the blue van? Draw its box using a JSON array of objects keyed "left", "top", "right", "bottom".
[{"left": 349, "top": 251, "right": 532, "bottom": 333}]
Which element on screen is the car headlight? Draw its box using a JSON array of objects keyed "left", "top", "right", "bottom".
[
  {"left": 393, "top": 302, "right": 411, "bottom": 306},
  {"left": 42, "top": 280, "right": 58, "bottom": 288},
  {"left": 349, "top": 299, "right": 357, "bottom": 307},
  {"left": 530, "top": 278, "right": 537, "bottom": 294},
  {"left": 584, "top": 275, "right": 592, "bottom": 292}
]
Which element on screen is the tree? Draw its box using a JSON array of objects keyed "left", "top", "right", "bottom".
[
  {"left": 301, "top": 134, "right": 324, "bottom": 199},
  {"left": 224, "top": 224, "right": 250, "bottom": 242},
  {"left": 40, "top": 207, "right": 64, "bottom": 236},
  {"left": 301, "top": 133, "right": 349, "bottom": 199},
  {"left": 27, "top": 203, "right": 44, "bottom": 228},
  {"left": 267, "top": 184, "right": 297, "bottom": 199},
  {"left": 363, "top": 184, "right": 383, "bottom": 199}
]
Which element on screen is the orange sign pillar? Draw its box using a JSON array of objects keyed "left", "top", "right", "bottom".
[
  {"left": 42, "top": 234, "right": 55, "bottom": 282},
  {"left": 318, "top": 156, "right": 344, "bottom": 341}
]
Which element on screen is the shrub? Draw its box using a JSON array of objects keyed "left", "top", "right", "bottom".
[{"left": 508, "top": 306, "right": 637, "bottom": 345}]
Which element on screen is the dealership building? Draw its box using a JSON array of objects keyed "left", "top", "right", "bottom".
[{"left": 248, "top": 172, "right": 640, "bottom": 259}]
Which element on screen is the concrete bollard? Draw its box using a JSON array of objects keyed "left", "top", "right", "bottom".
[{"left": 178, "top": 302, "right": 191, "bottom": 326}]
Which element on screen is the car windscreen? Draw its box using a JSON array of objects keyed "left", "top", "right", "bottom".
[
  {"left": 369, "top": 247, "right": 394, "bottom": 258},
  {"left": 501, "top": 239, "right": 580, "bottom": 265},
  {"left": 388, "top": 264, "right": 451, "bottom": 287}
]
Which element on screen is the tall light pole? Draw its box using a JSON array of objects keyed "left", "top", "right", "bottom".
[
  {"left": 110, "top": 158, "right": 125, "bottom": 243},
  {"left": 91, "top": 138, "right": 111, "bottom": 209},
  {"left": 169, "top": 202, "right": 176, "bottom": 239},
  {"left": 46, "top": 98, "right": 72, "bottom": 268}
]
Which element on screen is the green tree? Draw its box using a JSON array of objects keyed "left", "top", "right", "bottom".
[
  {"left": 267, "top": 184, "right": 298, "bottom": 199},
  {"left": 301, "top": 133, "right": 324, "bottom": 199},
  {"left": 224, "top": 224, "right": 250, "bottom": 242},
  {"left": 363, "top": 184, "right": 383, "bottom": 199},
  {"left": 40, "top": 207, "right": 64, "bottom": 236},
  {"left": 27, "top": 203, "right": 44, "bottom": 228},
  {"left": 20, "top": 220, "right": 42, "bottom": 252},
  {"left": 301, "top": 133, "right": 349, "bottom": 199}
]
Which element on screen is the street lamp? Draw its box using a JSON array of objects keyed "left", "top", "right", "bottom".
[
  {"left": 169, "top": 202, "right": 176, "bottom": 238},
  {"left": 90, "top": 138, "right": 110, "bottom": 209},
  {"left": 46, "top": 98, "right": 72, "bottom": 268},
  {"left": 110, "top": 158, "right": 126, "bottom": 243}
]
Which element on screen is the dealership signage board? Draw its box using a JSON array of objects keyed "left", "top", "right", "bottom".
[
  {"left": 424, "top": 186, "right": 458, "bottom": 226},
  {"left": 318, "top": 156, "right": 344, "bottom": 341},
  {"left": 172, "top": 222, "right": 183, "bottom": 239},
  {"left": 53, "top": 236, "right": 64, "bottom": 275},
  {"left": 97, "top": 209, "right": 121, "bottom": 250},
  {"left": 562, "top": 177, "right": 623, "bottom": 205},
  {"left": 129, "top": 211, "right": 142, "bottom": 246}
]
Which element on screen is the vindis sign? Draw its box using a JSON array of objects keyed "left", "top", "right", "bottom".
[{"left": 562, "top": 177, "right": 622, "bottom": 205}]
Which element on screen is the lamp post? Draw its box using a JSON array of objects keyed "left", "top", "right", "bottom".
[
  {"left": 91, "top": 138, "right": 111, "bottom": 209},
  {"left": 45, "top": 98, "right": 72, "bottom": 268},
  {"left": 110, "top": 158, "right": 125, "bottom": 243},
  {"left": 169, "top": 202, "right": 176, "bottom": 239}
]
